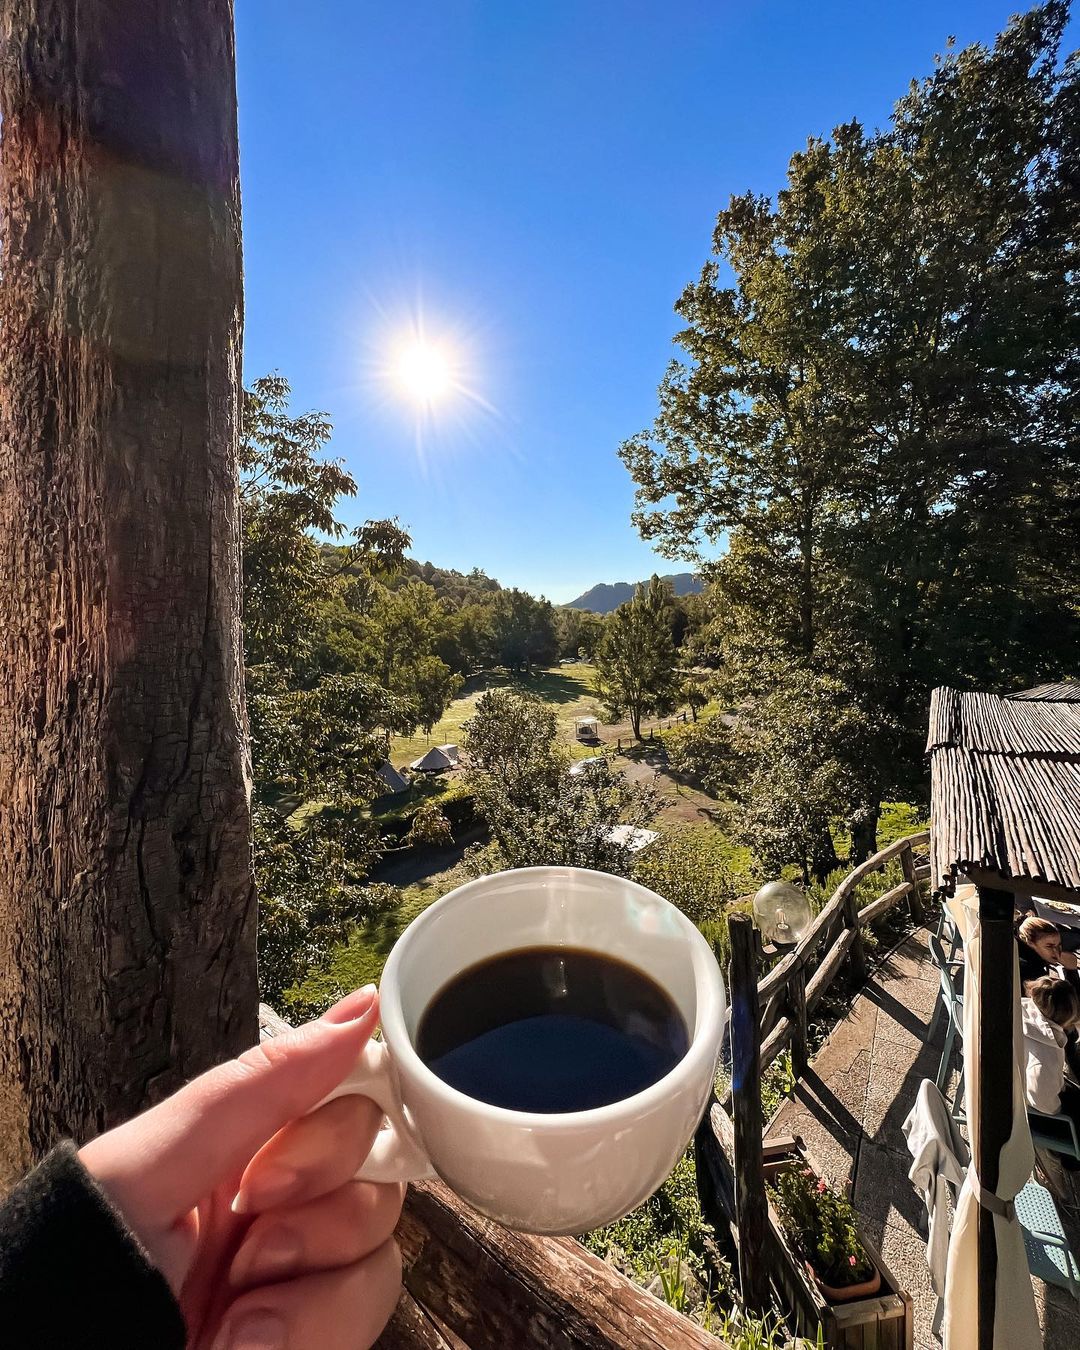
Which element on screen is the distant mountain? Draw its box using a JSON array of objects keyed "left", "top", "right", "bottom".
[{"left": 565, "top": 573, "right": 702, "bottom": 614}]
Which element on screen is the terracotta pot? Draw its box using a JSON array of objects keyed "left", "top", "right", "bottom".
[{"left": 805, "top": 1260, "right": 882, "bottom": 1304}]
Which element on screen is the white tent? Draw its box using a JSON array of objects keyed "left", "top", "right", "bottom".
[
  {"left": 569, "top": 756, "right": 605, "bottom": 777},
  {"left": 574, "top": 716, "right": 599, "bottom": 742},
  {"left": 605, "top": 824, "right": 658, "bottom": 853},
  {"left": 410, "top": 746, "right": 454, "bottom": 774},
  {"left": 375, "top": 760, "right": 409, "bottom": 796}
]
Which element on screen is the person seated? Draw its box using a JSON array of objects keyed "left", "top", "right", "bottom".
[
  {"left": 1017, "top": 915, "right": 1079, "bottom": 994},
  {"left": 1022, "top": 977, "right": 1080, "bottom": 1161}
]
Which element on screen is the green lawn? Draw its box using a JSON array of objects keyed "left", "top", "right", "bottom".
[{"left": 391, "top": 662, "right": 605, "bottom": 764}]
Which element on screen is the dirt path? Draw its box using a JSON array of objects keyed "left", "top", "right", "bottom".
[{"left": 612, "top": 746, "right": 723, "bottom": 827}]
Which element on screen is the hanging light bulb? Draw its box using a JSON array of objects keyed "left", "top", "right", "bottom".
[{"left": 752, "top": 881, "right": 811, "bottom": 947}]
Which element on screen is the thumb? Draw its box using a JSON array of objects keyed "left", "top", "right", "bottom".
[{"left": 81, "top": 989, "right": 380, "bottom": 1224}]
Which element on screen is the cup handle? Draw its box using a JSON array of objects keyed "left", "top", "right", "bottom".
[{"left": 319, "top": 1040, "right": 436, "bottom": 1184}]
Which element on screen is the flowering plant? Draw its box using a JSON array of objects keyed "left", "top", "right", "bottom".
[{"left": 767, "top": 1166, "right": 874, "bottom": 1288}]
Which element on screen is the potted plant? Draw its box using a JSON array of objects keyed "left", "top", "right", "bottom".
[{"left": 767, "top": 1165, "right": 880, "bottom": 1303}]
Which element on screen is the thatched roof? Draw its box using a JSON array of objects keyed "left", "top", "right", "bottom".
[
  {"left": 927, "top": 686, "right": 1080, "bottom": 898},
  {"left": 1006, "top": 680, "right": 1080, "bottom": 703}
]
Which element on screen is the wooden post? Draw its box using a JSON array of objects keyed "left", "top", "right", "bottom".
[
  {"left": 843, "top": 888, "right": 869, "bottom": 985},
  {"left": 900, "top": 844, "right": 924, "bottom": 923},
  {"left": 975, "top": 885, "right": 1015, "bottom": 1350},
  {"left": 728, "top": 912, "right": 771, "bottom": 1314},
  {"left": 788, "top": 963, "right": 808, "bottom": 1080}
]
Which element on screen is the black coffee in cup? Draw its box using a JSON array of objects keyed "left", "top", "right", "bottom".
[{"left": 415, "top": 946, "right": 689, "bottom": 1113}]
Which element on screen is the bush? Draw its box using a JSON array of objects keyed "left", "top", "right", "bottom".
[{"left": 635, "top": 823, "right": 759, "bottom": 928}]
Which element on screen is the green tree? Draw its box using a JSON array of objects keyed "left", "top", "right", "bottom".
[
  {"left": 680, "top": 672, "right": 711, "bottom": 723},
  {"left": 621, "top": 4, "right": 1080, "bottom": 853},
  {"left": 462, "top": 691, "right": 658, "bottom": 873},
  {"left": 577, "top": 613, "right": 607, "bottom": 661},
  {"left": 594, "top": 577, "right": 679, "bottom": 739},
  {"left": 489, "top": 588, "right": 559, "bottom": 672},
  {"left": 239, "top": 377, "right": 459, "bottom": 1003}
]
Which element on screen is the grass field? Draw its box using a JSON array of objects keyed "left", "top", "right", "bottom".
[{"left": 391, "top": 662, "right": 606, "bottom": 764}]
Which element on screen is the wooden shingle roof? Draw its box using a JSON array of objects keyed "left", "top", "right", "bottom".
[
  {"left": 928, "top": 686, "right": 1080, "bottom": 899},
  {"left": 1006, "top": 681, "right": 1080, "bottom": 703}
]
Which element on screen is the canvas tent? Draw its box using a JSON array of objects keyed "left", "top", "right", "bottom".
[
  {"left": 410, "top": 746, "right": 454, "bottom": 774},
  {"left": 375, "top": 760, "right": 409, "bottom": 796},
  {"left": 928, "top": 684, "right": 1080, "bottom": 1350},
  {"left": 569, "top": 756, "right": 605, "bottom": 777},
  {"left": 574, "top": 716, "right": 599, "bottom": 742},
  {"left": 437, "top": 743, "right": 460, "bottom": 764},
  {"left": 605, "top": 824, "right": 658, "bottom": 853}
]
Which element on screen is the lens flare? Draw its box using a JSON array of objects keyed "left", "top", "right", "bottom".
[{"left": 392, "top": 337, "right": 453, "bottom": 405}]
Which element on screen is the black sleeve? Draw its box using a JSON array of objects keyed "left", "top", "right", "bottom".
[{"left": 0, "top": 1141, "right": 187, "bottom": 1349}]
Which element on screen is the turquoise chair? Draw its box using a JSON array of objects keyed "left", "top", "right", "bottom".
[
  {"left": 1015, "top": 1178, "right": 1080, "bottom": 1301},
  {"left": 927, "top": 928, "right": 965, "bottom": 1093}
]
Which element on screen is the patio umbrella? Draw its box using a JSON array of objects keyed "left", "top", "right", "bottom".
[{"left": 943, "top": 894, "right": 1039, "bottom": 1350}]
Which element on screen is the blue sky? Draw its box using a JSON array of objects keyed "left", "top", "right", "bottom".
[{"left": 236, "top": 2, "right": 1055, "bottom": 604}]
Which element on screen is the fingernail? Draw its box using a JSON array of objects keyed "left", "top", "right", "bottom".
[
  {"left": 216, "top": 1309, "right": 286, "bottom": 1350},
  {"left": 231, "top": 1225, "right": 303, "bottom": 1286},
  {"left": 320, "top": 984, "right": 378, "bottom": 1026},
  {"left": 350, "top": 984, "right": 377, "bottom": 1017},
  {"left": 230, "top": 1166, "right": 299, "bottom": 1215}
]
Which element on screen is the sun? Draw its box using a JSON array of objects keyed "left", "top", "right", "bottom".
[{"left": 392, "top": 337, "right": 454, "bottom": 405}]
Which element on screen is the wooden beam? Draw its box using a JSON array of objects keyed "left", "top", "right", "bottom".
[
  {"left": 900, "top": 844, "right": 924, "bottom": 923},
  {"left": 975, "top": 885, "right": 1015, "bottom": 1350},
  {"left": 728, "top": 912, "right": 771, "bottom": 1314},
  {"left": 965, "top": 865, "right": 1080, "bottom": 910},
  {"left": 393, "top": 1179, "right": 728, "bottom": 1350},
  {"left": 787, "top": 964, "right": 808, "bottom": 1080},
  {"left": 857, "top": 881, "right": 912, "bottom": 926},
  {"left": 805, "top": 928, "right": 857, "bottom": 1015},
  {"left": 843, "top": 887, "right": 869, "bottom": 985},
  {"left": 695, "top": 1099, "right": 738, "bottom": 1235}
]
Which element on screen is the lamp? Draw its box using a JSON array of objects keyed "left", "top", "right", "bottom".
[{"left": 752, "top": 880, "right": 811, "bottom": 948}]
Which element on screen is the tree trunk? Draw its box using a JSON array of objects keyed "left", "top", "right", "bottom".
[
  {"left": 810, "top": 824, "right": 840, "bottom": 884},
  {"left": 849, "top": 801, "right": 881, "bottom": 865},
  {"left": 631, "top": 706, "right": 642, "bottom": 740},
  {"left": 0, "top": 0, "right": 256, "bottom": 1183}
]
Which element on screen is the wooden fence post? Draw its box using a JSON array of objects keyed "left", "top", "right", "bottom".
[
  {"left": 788, "top": 963, "right": 808, "bottom": 1080},
  {"left": 843, "top": 888, "right": 869, "bottom": 985},
  {"left": 728, "top": 912, "right": 771, "bottom": 1314},
  {"left": 900, "top": 843, "right": 924, "bottom": 923}
]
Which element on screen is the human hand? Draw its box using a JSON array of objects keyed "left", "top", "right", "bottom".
[{"left": 79, "top": 987, "right": 404, "bottom": 1350}]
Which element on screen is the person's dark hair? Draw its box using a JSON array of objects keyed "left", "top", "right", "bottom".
[
  {"left": 1029, "top": 976, "right": 1080, "bottom": 1029},
  {"left": 1018, "top": 915, "right": 1060, "bottom": 946}
]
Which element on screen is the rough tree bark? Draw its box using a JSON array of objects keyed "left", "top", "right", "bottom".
[{"left": 0, "top": 0, "right": 256, "bottom": 1184}]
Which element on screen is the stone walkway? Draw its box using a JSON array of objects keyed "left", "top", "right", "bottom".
[{"left": 765, "top": 926, "right": 1080, "bottom": 1348}]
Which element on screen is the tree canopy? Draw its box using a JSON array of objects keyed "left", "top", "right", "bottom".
[{"left": 621, "top": 2, "right": 1080, "bottom": 863}]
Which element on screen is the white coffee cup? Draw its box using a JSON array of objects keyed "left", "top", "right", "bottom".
[{"left": 324, "top": 865, "right": 727, "bottom": 1235}]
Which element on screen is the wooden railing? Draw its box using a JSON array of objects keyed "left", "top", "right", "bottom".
[
  {"left": 731, "top": 830, "right": 931, "bottom": 1095},
  {"left": 700, "top": 830, "right": 931, "bottom": 1318}
]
